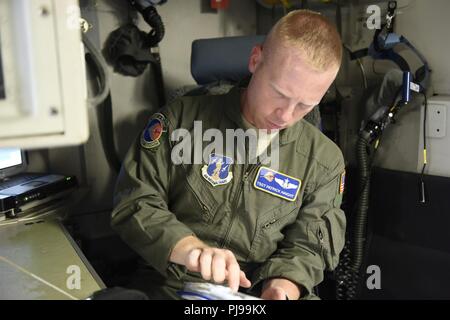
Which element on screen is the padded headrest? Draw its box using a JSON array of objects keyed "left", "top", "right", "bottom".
[{"left": 191, "top": 35, "right": 266, "bottom": 85}]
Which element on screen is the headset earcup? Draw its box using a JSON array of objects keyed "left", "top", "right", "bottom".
[{"left": 415, "top": 65, "right": 426, "bottom": 83}]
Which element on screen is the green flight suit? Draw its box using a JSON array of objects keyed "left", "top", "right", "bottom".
[{"left": 111, "top": 86, "right": 346, "bottom": 300}]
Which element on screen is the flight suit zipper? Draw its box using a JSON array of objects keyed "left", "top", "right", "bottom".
[
  {"left": 220, "top": 174, "right": 245, "bottom": 248},
  {"left": 220, "top": 163, "right": 260, "bottom": 248}
]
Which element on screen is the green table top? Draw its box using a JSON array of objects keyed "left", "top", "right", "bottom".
[{"left": 0, "top": 216, "right": 104, "bottom": 300}]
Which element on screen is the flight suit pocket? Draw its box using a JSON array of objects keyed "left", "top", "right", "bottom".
[
  {"left": 323, "top": 209, "right": 345, "bottom": 270},
  {"left": 183, "top": 165, "right": 219, "bottom": 224},
  {"left": 247, "top": 202, "right": 299, "bottom": 262},
  {"left": 308, "top": 209, "right": 345, "bottom": 271}
]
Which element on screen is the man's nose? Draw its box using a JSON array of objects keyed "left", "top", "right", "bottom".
[{"left": 276, "top": 102, "right": 296, "bottom": 123}]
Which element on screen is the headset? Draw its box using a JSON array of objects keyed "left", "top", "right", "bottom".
[
  {"left": 368, "top": 1, "right": 430, "bottom": 93},
  {"left": 104, "top": 0, "right": 166, "bottom": 77}
]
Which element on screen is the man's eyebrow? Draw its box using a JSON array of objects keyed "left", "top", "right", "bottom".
[
  {"left": 269, "top": 82, "right": 318, "bottom": 107},
  {"left": 270, "top": 82, "right": 289, "bottom": 97}
]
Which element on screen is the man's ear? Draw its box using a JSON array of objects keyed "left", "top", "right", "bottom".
[{"left": 248, "top": 45, "right": 263, "bottom": 74}]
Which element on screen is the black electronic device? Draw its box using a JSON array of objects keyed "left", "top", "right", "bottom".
[{"left": 0, "top": 148, "right": 77, "bottom": 218}]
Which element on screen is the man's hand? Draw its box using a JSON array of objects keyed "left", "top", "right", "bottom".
[
  {"left": 169, "top": 236, "right": 251, "bottom": 292},
  {"left": 260, "top": 278, "right": 301, "bottom": 300},
  {"left": 185, "top": 247, "right": 252, "bottom": 292}
]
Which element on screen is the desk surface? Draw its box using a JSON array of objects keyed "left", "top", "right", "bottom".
[{"left": 0, "top": 216, "right": 104, "bottom": 300}]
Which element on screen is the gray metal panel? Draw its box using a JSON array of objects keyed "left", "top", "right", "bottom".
[{"left": 418, "top": 95, "right": 450, "bottom": 178}]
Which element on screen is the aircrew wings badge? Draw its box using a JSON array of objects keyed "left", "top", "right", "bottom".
[{"left": 141, "top": 113, "right": 167, "bottom": 150}]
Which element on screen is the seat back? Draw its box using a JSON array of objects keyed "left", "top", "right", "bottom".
[{"left": 191, "top": 35, "right": 265, "bottom": 85}]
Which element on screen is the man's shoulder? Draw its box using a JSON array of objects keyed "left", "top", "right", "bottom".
[
  {"left": 295, "top": 119, "right": 344, "bottom": 172},
  {"left": 163, "top": 93, "right": 219, "bottom": 115},
  {"left": 161, "top": 93, "right": 227, "bottom": 128}
]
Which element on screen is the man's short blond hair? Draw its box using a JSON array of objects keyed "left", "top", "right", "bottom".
[{"left": 265, "top": 9, "right": 342, "bottom": 72}]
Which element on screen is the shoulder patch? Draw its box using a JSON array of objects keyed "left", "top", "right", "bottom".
[{"left": 141, "top": 113, "right": 167, "bottom": 150}]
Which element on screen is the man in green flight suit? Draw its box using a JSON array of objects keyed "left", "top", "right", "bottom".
[{"left": 111, "top": 9, "right": 346, "bottom": 300}]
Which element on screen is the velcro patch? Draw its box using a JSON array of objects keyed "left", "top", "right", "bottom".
[
  {"left": 201, "top": 153, "right": 233, "bottom": 187},
  {"left": 254, "top": 166, "right": 301, "bottom": 202},
  {"left": 339, "top": 171, "right": 346, "bottom": 194},
  {"left": 141, "top": 113, "right": 166, "bottom": 150}
]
